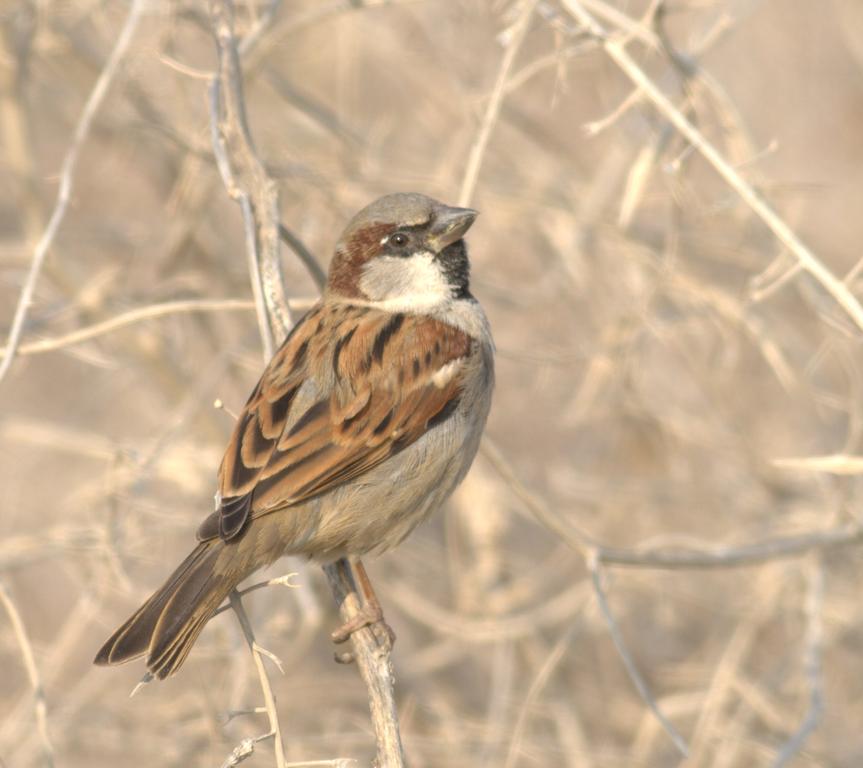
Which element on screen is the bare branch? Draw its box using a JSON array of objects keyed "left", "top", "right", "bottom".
[
  {"left": 484, "top": 435, "right": 863, "bottom": 570},
  {"left": 597, "top": 524, "right": 863, "bottom": 570},
  {"left": 213, "top": 573, "right": 299, "bottom": 617},
  {"left": 206, "top": 1, "right": 406, "bottom": 764}
]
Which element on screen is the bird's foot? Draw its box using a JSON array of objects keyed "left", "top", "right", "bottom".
[
  {"left": 331, "top": 602, "right": 396, "bottom": 655},
  {"left": 330, "top": 558, "right": 396, "bottom": 663}
]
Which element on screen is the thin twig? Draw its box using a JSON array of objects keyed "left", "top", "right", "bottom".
[
  {"left": 458, "top": 0, "right": 539, "bottom": 207},
  {"left": 0, "top": 581, "right": 55, "bottom": 768},
  {"left": 560, "top": 0, "right": 863, "bottom": 335},
  {"left": 220, "top": 731, "right": 276, "bottom": 768},
  {"left": 229, "top": 591, "right": 287, "bottom": 768},
  {"left": 0, "top": 0, "right": 145, "bottom": 384},
  {"left": 207, "top": 5, "right": 294, "bottom": 765}
]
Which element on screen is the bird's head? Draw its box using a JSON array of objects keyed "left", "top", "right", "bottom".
[{"left": 327, "top": 193, "right": 478, "bottom": 311}]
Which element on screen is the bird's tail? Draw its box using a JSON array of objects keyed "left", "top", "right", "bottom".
[{"left": 94, "top": 540, "right": 234, "bottom": 679}]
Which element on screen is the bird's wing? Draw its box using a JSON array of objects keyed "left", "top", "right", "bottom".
[{"left": 197, "top": 303, "right": 472, "bottom": 541}]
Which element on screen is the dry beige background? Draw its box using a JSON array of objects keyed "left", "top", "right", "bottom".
[{"left": 3, "top": 0, "right": 863, "bottom": 766}]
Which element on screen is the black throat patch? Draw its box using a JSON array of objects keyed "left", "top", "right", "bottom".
[{"left": 436, "top": 240, "right": 471, "bottom": 299}]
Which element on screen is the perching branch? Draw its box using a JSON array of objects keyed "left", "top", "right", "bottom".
[
  {"left": 207, "top": 1, "right": 405, "bottom": 765},
  {"left": 324, "top": 562, "right": 406, "bottom": 766}
]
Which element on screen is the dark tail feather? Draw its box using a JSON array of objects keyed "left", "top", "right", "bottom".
[{"left": 94, "top": 541, "right": 233, "bottom": 679}]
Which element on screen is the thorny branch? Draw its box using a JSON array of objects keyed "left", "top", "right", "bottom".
[
  {"left": 227, "top": 591, "right": 287, "bottom": 768},
  {"left": 2, "top": 1, "right": 854, "bottom": 764},
  {"left": 324, "top": 562, "right": 406, "bottom": 766},
  {"left": 207, "top": 1, "right": 405, "bottom": 765}
]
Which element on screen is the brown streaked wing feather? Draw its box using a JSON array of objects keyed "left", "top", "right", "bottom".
[
  {"left": 247, "top": 312, "right": 472, "bottom": 514},
  {"left": 208, "top": 306, "right": 324, "bottom": 540},
  {"left": 206, "top": 305, "right": 471, "bottom": 540}
]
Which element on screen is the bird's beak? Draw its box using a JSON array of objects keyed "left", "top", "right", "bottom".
[{"left": 428, "top": 206, "right": 478, "bottom": 251}]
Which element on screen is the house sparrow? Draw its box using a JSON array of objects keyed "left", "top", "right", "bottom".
[{"left": 94, "top": 193, "right": 494, "bottom": 679}]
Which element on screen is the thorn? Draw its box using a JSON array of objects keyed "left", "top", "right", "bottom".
[
  {"left": 253, "top": 642, "right": 284, "bottom": 674},
  {"left": 270, "top": 572, "right": 299, "bottom": 588},
  {"left": 222, "top": 706, "right": 268, "bottom": 724},
  {"left": 129, "top": 671, "right": 153, "bottom": 698},
  {"left": 214, "top": 397, "right": 238, "bottom": 420}
]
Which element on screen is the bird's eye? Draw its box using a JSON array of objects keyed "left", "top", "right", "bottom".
[{"left": 390, "top": 232, "right": 409, "bottom": 247}]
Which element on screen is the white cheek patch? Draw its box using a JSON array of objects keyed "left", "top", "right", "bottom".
[{"left": 359, "top": 253, "right": 453, "bottom": 312}]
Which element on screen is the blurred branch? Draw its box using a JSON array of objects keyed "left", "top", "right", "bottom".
[
  {"left": 0, "top": 580, "right": 55, "bottom": 768},
  {"left": 597, "top": 524, "right": 863, "bottom": 570},
  {"left": 207, "top": 1, "right": 405, "bottom": 765},
  {"left": 279, "top": 224, "right": 327, "bottom": 290},
  {"left": 458, "top": 0, "right": 539, "bottom": 207},
  {"left": 485, "top": 434, "right": 863, "bottom": 569},
  {"left": 588, "top": 553, "right": 689, "bottom": 757},
  {"left": 561, "top": 0, "right": 863, "bottom": 335},
  {"left": 0, "top": 297, "right": 316, "bottom": 359},
  {"left": 484, "top": 432, "right": 856, "bottom": 757},
  {"left": 0, "top": 525, "right": 103, "bottom": 570},
  {"left": 0, "top": 0, "right": 145, "bottom": 385},
  {"left": 773, "top": 556, "right": 825, "bottom": 767},
  {"left": 503, "top": 618, "right": 582, "bottom": 768}
]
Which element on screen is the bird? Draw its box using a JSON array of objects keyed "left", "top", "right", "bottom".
[{"left": 94, "top": 192, "right": 495, "bottom": 679}]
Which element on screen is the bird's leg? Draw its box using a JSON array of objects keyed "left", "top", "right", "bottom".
[{"left": 330, "top": 559, "right": 396, "bottom": 651}]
